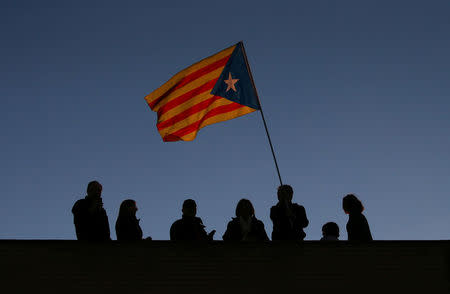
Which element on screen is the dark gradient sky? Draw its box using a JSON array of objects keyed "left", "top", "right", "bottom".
[{"left": 1, "top": 0, "right": 449, "bottom": 240}]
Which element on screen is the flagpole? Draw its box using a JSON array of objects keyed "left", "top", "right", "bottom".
[{"left": 239, "top": 42, "right": 283, "bottom": 186}]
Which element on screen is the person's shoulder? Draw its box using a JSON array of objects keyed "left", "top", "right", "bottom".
[
  {"left": 72, "top": 198, "right": 87, "bottom": 214},
  {"left": 73, "top": 198, "right": 86, "bottom": 206},
  {"left": 171, "top": 218, "right": 183, "bottom": 227},
  {"left": 227, "top": 218, "right": 239, "bottom": 226},
  {"left": 270, "top": 203, "right": 281, "bottom": 211},
  {"left": 170, "top": 219, "right": 183, "bottom": 235},
  {"left": 351, "top": 212, "right": 366, "bottom": 221},
  {"left": 194, "top": 217, "right": 206, "bottom": 227},
  {"left": 99, "top": 207, "right": 109, "bottom": 217},
  {"left": 348, "top": 213, "right": 366, "bottom": 226},
  {"left": 116, "top": 216, "right": 132, "bottom": 225},
  {"left": 360, "top": 213, "right": 369, "bottom": 223},
  {"left": 254, "top": 218, "right": 265, "bottom": 227},
  {"left": 292, "top": 203, "right": 305, "bottom": 211}
]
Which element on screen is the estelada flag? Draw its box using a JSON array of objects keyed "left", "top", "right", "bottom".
[{"left": 145, "top": 42, "right": 260, "bottom": 142}]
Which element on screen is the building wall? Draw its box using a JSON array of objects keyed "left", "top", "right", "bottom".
[{"left": 1, "top": 240, "right": 449, "bottom": 293}]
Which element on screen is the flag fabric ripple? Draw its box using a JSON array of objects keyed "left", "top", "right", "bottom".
[{"left": 145, "top": 42, "right": 260, "bottom": 142}]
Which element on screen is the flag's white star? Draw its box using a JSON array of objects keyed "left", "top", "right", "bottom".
[{"left": 224, "top": 72, "right": 239, "bottom": 92}]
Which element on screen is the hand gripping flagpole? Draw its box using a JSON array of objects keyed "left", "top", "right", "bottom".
[{"left": 239, "top": 42, "right": 283, "bottom": 186}]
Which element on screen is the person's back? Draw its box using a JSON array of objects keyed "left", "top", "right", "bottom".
[
  {"left": 170, "top": 199, "right": 215, "bottom": 241},
  {"left": 347, "top": 212, "right": 372, "bottom": 241},
  {"left": 115, "top": 199, "right": 143, "bottom": 241},
  {"left": 72, "top": 181, "right": 111, "bottom": 241},
  {"left": 270, "top": 185, "right": 309, "bottom": 241},
  {"left": 223, "top": 199, "right": 269, "bottom": 242},
  {"left": 343, "top": 194, "right": 373, "bottom": 241}
]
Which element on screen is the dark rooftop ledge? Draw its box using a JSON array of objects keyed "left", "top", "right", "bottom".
[{"left": 1, "top": 240, "right": 449, "bottom": 293}]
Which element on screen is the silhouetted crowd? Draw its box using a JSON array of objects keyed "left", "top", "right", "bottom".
[{"left": 72, "top": 181, "right": 373, "bottom": 242}]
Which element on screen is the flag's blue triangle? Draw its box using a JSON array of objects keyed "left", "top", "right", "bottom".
[{"left": 211, "top": 44, "right": 261, "bottom": 110}]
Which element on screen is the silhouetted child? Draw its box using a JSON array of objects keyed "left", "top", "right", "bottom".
[
  {"left": 343, "top": 194, "right": 373, "bottom": 241},
  {"left": 170, "top": 199, "right": 215, "bottom": 241},
  {"left": 223, "top": 199, "right": 269, "bottom": 241},
  {"left": 320, "top": 222, "right": 339, "bottom": 241},
  {"left": 115, "top": 199, "right": 144, "bottom": 241},
  {"left": 270, "top": 185, "right": 309, "bottom": 240},
  {"left": 72, "top": 181, "right": 111, "bottom": 241}
]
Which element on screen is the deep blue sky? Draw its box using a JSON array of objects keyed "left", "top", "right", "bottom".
[{"left": 1, "top": 0, "right": 449, "bottom": 240}]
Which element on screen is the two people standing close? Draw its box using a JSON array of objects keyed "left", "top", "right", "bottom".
[
  {"left": 320, "top": 194, "right": 373, "bottom": 241},
  {"left": 72, "top": 181, "right": 148, "bottom": 241}
]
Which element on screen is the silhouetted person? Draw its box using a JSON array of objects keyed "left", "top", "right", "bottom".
[
  {"left": 72, "top": 181, "right": 111, "bottom": 241},
  {"left": 170, "top": 199, "right": 215, "bottom": 241},
  {"left": 343, "top": 194, "right": 373, "bottom": 241},
  {"left": 270, "top": 185, "right": 309, "bottom": 240},
  {"left": 115, "top": 199, "right": 144, "bottom": 241},
  {"left": 321, "top": 222, "right": 340, "bottom": 241},
  {"left": 223, "top": 199, "right": 269, "bottom": 241}
]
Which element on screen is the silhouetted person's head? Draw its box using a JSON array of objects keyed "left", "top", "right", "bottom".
[
  {"left": 322, "top": 222, "right": 339, "bottom": 238},
  {"left": 87, "top": 181, "right": 102, "bottom": 198},
  {"left": 342, "top": 194, "right": 364, "bottom": 214},
  {"left": 235, "top": 199, "right": 255, "bottom": 220},
  {"left": 277, "top": 185, "right": 293, "bottom": 203},
  {"left": 182, "top": 199, "right": 197, "bottom": 217},
  {"left": 119, "top": 199, "right": 138, "bottom": 218}
]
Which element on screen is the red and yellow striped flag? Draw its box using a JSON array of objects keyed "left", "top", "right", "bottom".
[{"left": 145, "top": 43, "right": 260, "bottom": 142}]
